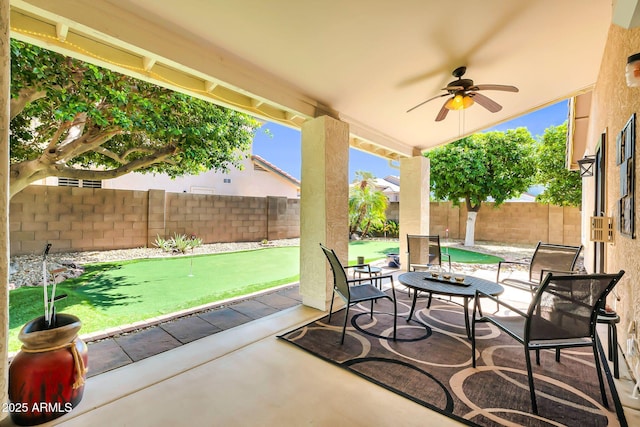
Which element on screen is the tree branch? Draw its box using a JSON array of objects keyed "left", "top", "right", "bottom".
[
  {"left": 10, "top": 145, "right": 179, "bottom": 199},
  {"left": 53, "top": 145, "right": 178, "bottom": 179},
  {"left": 93, "top": 146, "right": 157, "bottom": 163},
  {"left": 53, "top": 128, "right": 123, "bottom": 161},
  {"left": 10, "top": 88, "right": 47, "bottom": 120}
]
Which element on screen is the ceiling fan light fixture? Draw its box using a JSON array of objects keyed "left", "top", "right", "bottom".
[{"left": 445, "top": 94, "right": 474, "bottom": 110}]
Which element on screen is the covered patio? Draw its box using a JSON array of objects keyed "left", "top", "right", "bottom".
[{"left": 1, "top": 0, "right": 640, "bottom": 425}]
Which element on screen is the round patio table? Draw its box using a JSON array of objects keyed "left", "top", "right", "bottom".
[
  {"left": 398, "top": 272, "right": 504, "bottom": 339},
  {"left": 353, "top": 265, "right": 383, "bottom": 288}
]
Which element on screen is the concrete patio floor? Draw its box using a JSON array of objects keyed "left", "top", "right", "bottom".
[{"left": 1, "top": 260, "right": 639, "bottom": 426}]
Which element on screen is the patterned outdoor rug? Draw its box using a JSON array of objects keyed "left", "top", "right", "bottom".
[{"left": 278, "top": 292, "right": 627, "bottom": 427}]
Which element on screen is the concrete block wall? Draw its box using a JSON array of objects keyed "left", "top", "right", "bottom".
[
  {"left": 10, "top": 186, "right": 579, "bottom": 256},
  {"left": 430, "top": 202, "right": 461, "bottom": 239},
  {"left": 10, "top": 186, "right": 300, "bottom": 256},
  {"left": 10, "top": 186, "right": 149, "bottom": 255},
  {"left": 429, "top": 201, "right": 580, "bottom": 246},
  {"left": 163, "top": 192, "right": 268, "bottom": 243},
  {"left": 385, "top": 202, "right": 399, "bottom": 222},
  {"left": 266, "top": 197, "right": 300, "bottom": 240},
  {"left": 460, "top": 202, "right": 580, "bottom": 246}
]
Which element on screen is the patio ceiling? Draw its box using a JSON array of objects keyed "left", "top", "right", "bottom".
[{"left": 10, "top": 0, "right": 612, "bottom": 160}]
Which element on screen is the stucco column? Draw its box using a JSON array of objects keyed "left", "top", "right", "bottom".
[
  {"left": 0, "top": 1, "right": 10, "bottom": 416},
  {"left": 399, "top": 156, "right": 430, "bottom": 268},
  {"left": 299, "top": 116, "right": 349, "bottom": 310}
]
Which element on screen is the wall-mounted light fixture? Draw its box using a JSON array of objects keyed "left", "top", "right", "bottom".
[
  {"left": 578, "top": 155, "right": 596, "bottom": 177},
  {"left": 626, "top": 53, "right": 640, "bottom": 87}
]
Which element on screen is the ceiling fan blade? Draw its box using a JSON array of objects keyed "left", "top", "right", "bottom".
[
  {"left": 435, "top": 100, "right": 450, "bottom": 121},
  {"left": 406, "top": 93, "right": 448, "bottom": 113},
  {"left": 470, "top": 92, "right": 502, "bottom": 113},
  {"left": 470, "top": 84, "right": 519, "bottom": 92}
]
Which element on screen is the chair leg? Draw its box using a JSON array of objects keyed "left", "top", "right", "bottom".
[
  {"left": 525, "top": 348, "right": 538, "bottom": 415},
  {"left": 328, "top": 291, "right": 335, "bottom": 322},
  {"left": 471, "top": 320, "right": 477, "bottom": 368},
  {"left": 535, "top": 349, "right": 540, "bottom": 365},
  {"left": 592, "top": 340, "right": 609, "bottom": 408},
  {"left": 556, "top": 348, "right": 561, "bottom": 362},
  {"left": 340, "top": 305, "right": 350, "bottom": 345},
  {"left": 391, "top": 296, "right": 397, "bottom": 340}
]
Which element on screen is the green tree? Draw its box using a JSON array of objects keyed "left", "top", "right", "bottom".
[
  {"left": 9, "top": 40, "right": 261, "bottom": 198},
  {"left": 348, "top": 171, "right": 389, "bottom": 237},
  {"left": 535, "top": 122, "right": 582, "bottom": 207},
  {"left": 426, "top": 128, "right": 536, "bottom": 246}
]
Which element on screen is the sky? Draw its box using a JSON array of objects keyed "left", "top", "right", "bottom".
[{"left": 251, "top": 100, "right": 570, "bottom": 182}]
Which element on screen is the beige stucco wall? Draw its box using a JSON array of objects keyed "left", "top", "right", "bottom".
[{"left": 583, "top": 24, "right": 640, "bottom": 351}]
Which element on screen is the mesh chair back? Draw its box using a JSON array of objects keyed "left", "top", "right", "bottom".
[
  {"left": 320, "top": 244, "right": 350, "bottom": 300},
  {"left": 527, "top": 272, "right": 624, "bottom": 341},
  {"left": 529, "top": 242, "right": 582, "bottom": 283},
  {"left": 407, "top": 235, "right": 442, "bottom": 271}
]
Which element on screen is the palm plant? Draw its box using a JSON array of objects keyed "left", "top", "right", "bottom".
[{"left": 348, "top": 171, "right": 389, "bottom": 237}]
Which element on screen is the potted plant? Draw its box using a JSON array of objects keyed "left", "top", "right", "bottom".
[{"left": 8, "top": 244, "right": 88, "bottom": 426}]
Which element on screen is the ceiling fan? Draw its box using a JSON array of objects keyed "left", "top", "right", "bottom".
[{"left": 406, "top": 66, "right": 519, "bottom": 121}]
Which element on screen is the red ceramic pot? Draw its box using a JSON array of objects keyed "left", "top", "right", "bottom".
[{"left": 8, "top": 314, "right": 88, "bottom": 426}]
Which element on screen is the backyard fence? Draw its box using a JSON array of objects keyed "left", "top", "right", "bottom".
[
  {"left": 10, "top": 186, "right": 299, "bottom": 255},
  {"left": 9, "top": 186, "right": 580, "bottom": 256}
]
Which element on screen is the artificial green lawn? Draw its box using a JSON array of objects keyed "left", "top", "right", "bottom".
[
  {"left": 9, "top": 247, "right": 300, "bottom": 352},
  {"left": 348, "top": 240, "right": 503, "bottom": 264},
  {"left": 8, "top": 240, "right": 502, "bottom": 352}
]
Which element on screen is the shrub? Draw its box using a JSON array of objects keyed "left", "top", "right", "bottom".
[
  {"left": 154, "top": 233, "right": 203, "bottom": 254},
  {"left": 369, "top": 220, "right": 399, "bottom": 238},
  {"left": 154, "top": 235, "right": 173, "bottom": 252}
]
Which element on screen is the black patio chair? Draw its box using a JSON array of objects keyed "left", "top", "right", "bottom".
[
  {"left": 496, "top": 242, "right": 583, "bottom": 293},
  {"left": 320, "top": 244, "right": 397, "bottom": 344},
  {"left": 406, "top": 234, "right": 451, "bottom": 305},
  {"left": 471, "top": 270, "right": 625, "bottom": 415}
]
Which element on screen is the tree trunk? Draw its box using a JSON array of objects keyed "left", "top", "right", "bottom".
[{"left": 464, "top": 211, "right": 478, "bottom": 247}]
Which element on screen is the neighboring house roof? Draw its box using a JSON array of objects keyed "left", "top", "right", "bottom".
[
  {"left": 373, "top": 176, "right": 400, "bottom": 194},
  {"left": 251, "top": 155, "right": 300, "bottom": 188},
  {"left": 372, "top": 176, "right": 400, "bottom": 202}
]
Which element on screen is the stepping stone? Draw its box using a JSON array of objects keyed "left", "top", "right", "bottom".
[
  {"left": 198, "top": 307, "right": 253, "bottom": 330},
  {"left": 255, "top": 292, "right": 300, "bottom": 310},
  {"left": 278, "top": 286, "right": 302, "bottom": 301},
  {"left": 114, "top": 327, "right": 181, "bottom": 362},
  {"left": 86, "top": 339, "right": 132, "bottom": 377},
  {"left": 230, "top": 299, "right": 279, "bottom": 319},
  {"left": 160, "top": 316, "right": 222, "bottom": 344}
]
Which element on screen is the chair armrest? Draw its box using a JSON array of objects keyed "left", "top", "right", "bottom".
[
  {"left": 475, "top": 290, "right": 529, "bottom": 318},
  {"left": 344, "top": 263, "right": 369, "bottom": 270},
  {"left": 496, "top": 260, "right": 529, "bottom": 283},
  {"left": 347, "top": 274, "right": 395, "bottom": 286},
  {"left": 539, "top": 269, "right": 578, "bottom": 284}
]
